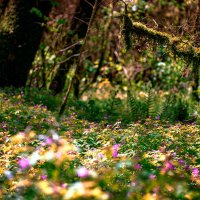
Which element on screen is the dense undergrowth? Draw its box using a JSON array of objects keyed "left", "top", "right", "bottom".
[{"left": 0, "top": 88, "right": 200, "bottom": 199}]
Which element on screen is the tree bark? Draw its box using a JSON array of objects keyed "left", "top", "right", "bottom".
[{"left": 0, "top": 0, "right": 51, "bottom": 87}]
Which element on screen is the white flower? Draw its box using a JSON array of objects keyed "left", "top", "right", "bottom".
[
  {"left": 29, "top": 151, "right": 40, "bottom": 165},
  {"left": 132, "top": 5, "right": 137, "bottom": 12},
  {"left": 157, "top": 62, "right": 166, "bottom": 67},
  {"left": 4, "top": 170, "right": 13, "bottom": 179},
  {"left": 64, "top": 182, "right": 85, "bottom": 199}
]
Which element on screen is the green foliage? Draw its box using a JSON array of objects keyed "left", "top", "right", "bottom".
[
  {"left": 30, "top": 7, "right": 43, "bottom": 18},
  {"left": 127, "top": 93, "right": 147, "bottom": 121},
  {"left": 127, "top": 89, "right": 159, "bottom": 121},
  {"left": 23, "top": 88, "right": 61, "bottom": 111},
  {"left": 0, "top": 88, "right": 60, "bottom": 135},
  {"left": 50, "top": 0, "right": 59, "bottom": 7},
  {"left": 125, "top": 82, "right": 192, "bottom": 123},
  {"left": 160, "top": 94, "right": 189, "bottom": 122},
  {"left": 68, "top": 98, "right": 123, "bottom": 123}
]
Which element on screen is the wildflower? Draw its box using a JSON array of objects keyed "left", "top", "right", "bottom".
[
  {"left": 41, "top": 175, "right": 47, "bottom": 180},
  {"left": 132, "top": 5, "right": 137, "bottom": 12},
  {"left": 131, "top": 182, "right": 136, "bottom": 186},
  {"left": 162, "top": 161, "right": 174, "bottom": 173},
  {"left": 185, "top": 165, "right": 190, "bottom": 171},
  {"left": 68, "top": 150, "right": 75, "bottom": 155},
  {"left": 157, "top": 62, "right": 166, "bottom": 67},
  {"left": 38, "top": 134, "right": 46, "bottom": 140},
  {"left": 46, "top": 137, "right": 53, "bottom": 145},
  {"left": 64, "top": 182, "right": 85, "bottom": 199},
  {"left": 77, "top": 167, "right": 89, "bottom": 178},
  {"left": 34, "top": 104, "right": 39, "bottom": 108},
  {"left": 29, "top": 151, "right": 40, "bottom": 165},
  {"left": 192, "top": 168, "right": 199, "bottom": 177},
  {"left": 134, "top": 163, "right": 142, "bottom": 170},
  {"left": 98, "top": 153, "right": 105, "bottom": 160},
  {"left": 165, "top": 161, "right": 174, "bottom": 170},
  {"left": 18, "top": 158, "right": 30, "bottom": 170},
  {"left": 155, "top": 116, "right": 160, "bottom": 120},
  {"left": 4, "top": 170, "right": 13, "bottom": 179},
  {"left": 56, "top": 152, "right": 62, "bottom": 158},
  {"left": 43, "top": 151, "right": 55, "bottom": 161},
  {"left": 139, "top": 91, "right": 148, "bottom": 98},
  {"left": 178, "top": 159, "right": 185, "bottom": 165},
  {"left": 61, "top": 183, "right": 67, "bottom": 188},
  {"left": 2, "top": 123, "right": 6, "bottom": 129},
  {"left": 149, "top": 174, "right": 156, "bottom": 180},
  {"left": 52, "top": 132, "right": 59, "bottom": 141},
  {"left": 112, "top": 144, "right": 120, "bottom": 158}
]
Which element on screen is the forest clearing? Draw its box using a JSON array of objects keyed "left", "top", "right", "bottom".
[{"left": 0, "top": 0, "right": 200, "bottom": 199}]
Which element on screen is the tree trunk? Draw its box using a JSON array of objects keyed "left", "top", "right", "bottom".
[
  {"left": 0, "top": 0, "right": 51, "bottom": 87},
  {"left": 49, "top": 0, "right": 100, "bottom": 96}
]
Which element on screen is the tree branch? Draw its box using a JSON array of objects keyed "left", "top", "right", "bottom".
[{"left": 129, "top": 21, "right": 200, "bottom": 63}]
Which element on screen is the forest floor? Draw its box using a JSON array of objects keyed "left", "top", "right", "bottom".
[{"left": 0, "top": 88, "right": 200, "bottom": 199}]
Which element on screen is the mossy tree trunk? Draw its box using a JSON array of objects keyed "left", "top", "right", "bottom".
[{"left": 0, "top": 0, "right": 51, "bottom": 87}]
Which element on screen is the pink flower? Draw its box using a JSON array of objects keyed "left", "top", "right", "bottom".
[
  {"left": 149, "top": 174, "right": 156, "bottom": 180},
  {"left": 18, "top": 158, "right": 30, "bottom": 170},
  {"left": 112, "top": 144, "right": 120, "bottom": 158},
  {"left": 165, "top": 161, "right": 174, "bottom": 170},
  {"left": 41, "top": 175, "right": 47, "bottom": 180},
  {"left": 46, "top": 137, "right": 53, "bottom": 145},
  {"left": 68, "top": 151, "right": 75, "bottom": 155},
  {"left": 77, "top": 167, "right": 89, "bottom": 178},
  {"left": 61, "top": 183, "right": 67, "bottom": 188},
  {"left": 162, "top": 161, "right": 174, "bottom": 173},
  {"left": 192, "top": 168, "right": 199, "bottom": 177}
]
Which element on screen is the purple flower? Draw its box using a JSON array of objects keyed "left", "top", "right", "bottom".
[
  {"left": 112, "top": 144, "right": 120, "bottom": 158},
  {"left": 77, "top": 167, "right": 89, "bottom": 178},
  {"left": 34, "top": 105, "right": 38, "bottom": 108},
  {"left": 18, "top": 158, "right": 30, "bottom": 170},
  {"left": 178, "top": 159, "right": 185, "bottom": 165},
  {"left": 134, "top": 163, "right": 142, "bottom": 170},
  {"left": 192, "top": 168, "right": 199, "bottom": 177},
  {"left": 155, "top": 116, "right": 160, "bottom": 120},
  {"left": 41, "top": 175, "right": 47, "bottom": 180},
  {"left": 185, "top": 165, "right": 190, "bottom": 171}
]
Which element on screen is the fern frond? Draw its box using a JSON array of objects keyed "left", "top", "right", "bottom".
[{"left": 145, "top": 89, "right": 156, "bottom": 117}]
